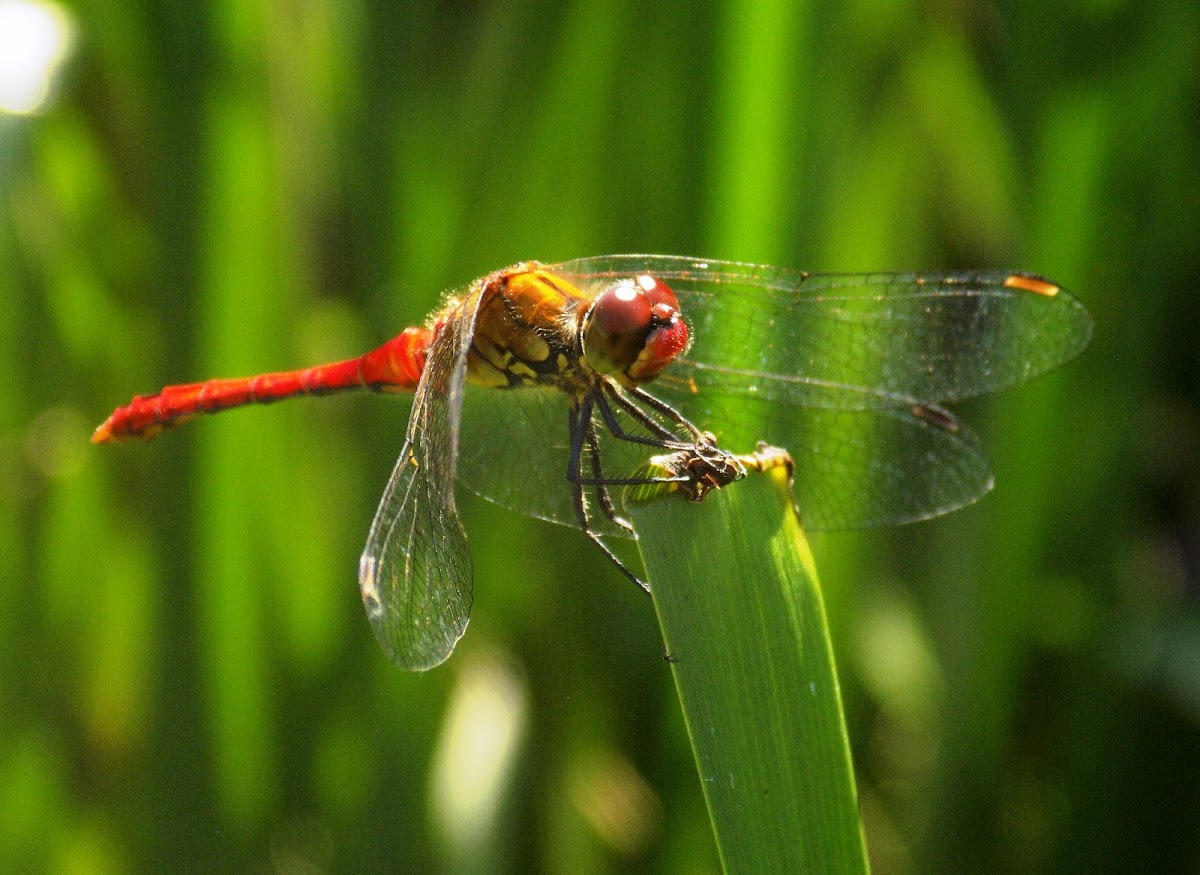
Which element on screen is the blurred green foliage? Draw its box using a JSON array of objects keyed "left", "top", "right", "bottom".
[{"left": 1, "top": 0, "right": 1198, "bottom": 871}]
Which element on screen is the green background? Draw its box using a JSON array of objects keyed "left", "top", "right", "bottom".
[{"left": 2, "top": 0, "right": 1197, "bottom": 870}]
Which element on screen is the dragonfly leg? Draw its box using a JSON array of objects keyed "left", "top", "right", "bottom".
[
  {"left": 621, "top": 385, "right": 705, "bottom": 441},
  {"left": 584, "top": 417, "right": 634, "bottom": 533},
  {"left": 571, "top": 385, "right": 700, "bottom": 489},
  {"left": 569, "top": 422, "right": 696, "bottom": 490},
  {"left": 566, "top": 399, "right": 651, "bottom": 593},
  {"left": 593, "top": 382, "right": 691, "bottom": 449}
]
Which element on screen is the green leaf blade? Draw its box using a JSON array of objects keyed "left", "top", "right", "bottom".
[{"left": 630, "top": 468, "right": 868, "bottom": 873}]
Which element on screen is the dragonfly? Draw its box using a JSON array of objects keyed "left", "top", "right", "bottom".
[{"left": 93, "top": 255, "right": 1092, "bottom": 670}]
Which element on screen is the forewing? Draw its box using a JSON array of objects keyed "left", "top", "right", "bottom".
[
  {"left": 554, "top": 255, "right": 1092, "bottom": 406},
  {"left": 358, "top": 285, "right": 483, "bottom": 670},
  {"left": 552, "top": 255, "right": 1091, "bottom": 529}
]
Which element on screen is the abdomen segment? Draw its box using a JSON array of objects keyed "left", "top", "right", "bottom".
[{"left": 92, "top": 326, "right": 432, "bottom": 442}]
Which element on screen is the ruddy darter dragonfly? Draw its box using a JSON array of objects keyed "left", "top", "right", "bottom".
[{"left": 93, "top": 255, "right": 1092, "bottom": 670}]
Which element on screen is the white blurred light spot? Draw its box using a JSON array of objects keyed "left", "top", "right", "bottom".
[
  {"left": 0, "top": 1, "right": 74, "bottom": 115},
  {"left": 430, "top": 652, "right": 527, "bottom": 860}
]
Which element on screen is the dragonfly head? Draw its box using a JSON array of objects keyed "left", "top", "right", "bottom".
[{"left": 581, "top": 274, "right": 690, "bottom": 386}]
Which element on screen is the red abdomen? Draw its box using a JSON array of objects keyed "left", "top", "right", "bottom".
[{"left": 93, "top": 326, "right": 432, "bottom": 443}]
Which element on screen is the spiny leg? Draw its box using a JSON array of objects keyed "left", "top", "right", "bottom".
[
  {"left": 570, "top": 382, "right": 695, "bottom": 489},
  {"left": 584, "top": 414, "right": 633, "bottom": 534},
  {"left": 592, "top": 383, "right": 687, "bottom": 449},
  {"left": 564, "top": 382, "right": 720, "bottom": 593},
  {"left": 566, "top": 398, "right": 650, "bottom": 593},
  {"left": 608, "top": 383, "right": 705, "bottom": 443}
]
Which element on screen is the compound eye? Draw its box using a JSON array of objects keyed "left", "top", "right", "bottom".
[
  {"left": 590, "top": 281, "right": 653, "bottom": 341},
  {"left": 635, "top": 274, "right": 679, "bottom": 313}
]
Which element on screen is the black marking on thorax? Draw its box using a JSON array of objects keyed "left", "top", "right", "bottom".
[{"left": 468, "top": 274, "right": 592, "bottom": 392}]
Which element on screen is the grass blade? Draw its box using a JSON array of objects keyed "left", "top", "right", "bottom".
[{"left": 629, "top": 466, "right": 868, "bottom": 872}]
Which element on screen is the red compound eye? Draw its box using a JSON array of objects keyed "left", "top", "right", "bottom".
[
  {"left": 590, "top": 281, "right": 653, "bottom": 341},
  {"left": 634, "top": 274, "right": 679, "bottom": 313},
  {"left": 583, "top": 277, "right": 689, "bottom": 384}
]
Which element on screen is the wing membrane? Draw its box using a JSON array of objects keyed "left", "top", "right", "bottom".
[
  {"left": 552, "top": 255, "right": 1091, "bottom": 529},
  {"left": 455, "top": 382, "right": 656, "bottom": 536},
  {"left": 555, "top": 255, "right": 1092, "bottom": 406},
  {"left": 358, "top": 284, "right": 484, "bottom": 670}
]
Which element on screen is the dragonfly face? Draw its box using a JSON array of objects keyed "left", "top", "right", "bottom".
[{"left": 578, "top": 273, "right": 691, "bottom": 386}]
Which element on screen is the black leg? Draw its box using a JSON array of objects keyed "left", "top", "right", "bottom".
[
  {"left": 568, "top": 390, "right": 692, "bottom": 488},
  {"left": 593, "top": 384, "right": 689, "bottom": 448},
  {"left": 565, "top": 399, "right": 650, "bottom": 593},
  {"left": 585, "top": 417, "right": 634, "bottom": 533},
  {"left": 618, "top": 383, "right": 705, "bottom": 441}
]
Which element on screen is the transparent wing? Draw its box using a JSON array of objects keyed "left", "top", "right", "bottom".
[
  {"left": 455, "top": 383, "right": 649, "bottom": 537},
  {"left": 660, "top": 391, "right": 992, "bottom": 530},
  {"left": 358, "top": 283, "right": 484, "bottom": 670},
  {"left": 551, "top": 255, "right": 1093, "bottom": 529},
  {"left": 553, "top": 255, "right": 1092, "bottom": 405}
]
